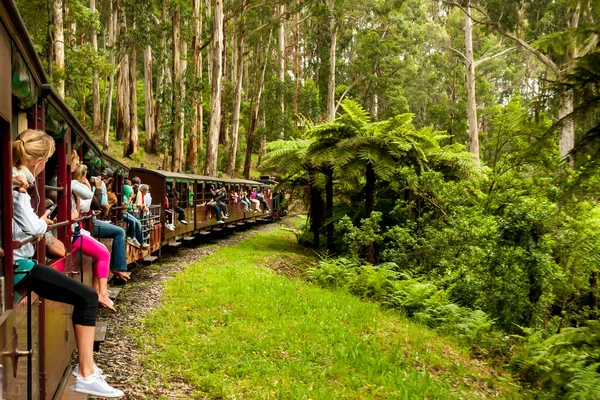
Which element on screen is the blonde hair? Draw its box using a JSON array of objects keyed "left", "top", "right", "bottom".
[
  {"left": 13, "top": 129, "right": 56, "bottom": 168},
  {"left": 71, "top": 150, "right": 80, "bottom": 166},
  {"left": 72, "top": 162, "right": 88, "bottom": 180}
]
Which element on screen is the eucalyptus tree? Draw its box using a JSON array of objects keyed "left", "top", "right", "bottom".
[{"left": 444, "top": 0, "right": 599, "bottom": 165}]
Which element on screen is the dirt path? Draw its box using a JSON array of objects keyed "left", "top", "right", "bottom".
[{"left": 92, "top": 223, "right": 279, "bottom": 399}]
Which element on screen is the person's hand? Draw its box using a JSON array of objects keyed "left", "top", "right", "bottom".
[
  {"left": 13, "top": 175, "right": 29, "bottom": 193},
  {"left": 42, "top": 209, "right": 54, "bottom": 225},
  {"left": 94, "top": 177, "right": 102, "bottom": 188}
]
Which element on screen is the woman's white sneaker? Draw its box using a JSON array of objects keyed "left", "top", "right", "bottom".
[{"left": 74, "top": 374, "right": 124, "bottom": 398}]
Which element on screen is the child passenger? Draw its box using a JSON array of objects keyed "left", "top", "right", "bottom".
[{"left": 12, "top": 129, "right": 124, "bottom": 397}]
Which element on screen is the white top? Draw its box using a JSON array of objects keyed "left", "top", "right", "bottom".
[
  {"left": 144, "top": 192, "right": 152, "bottom": 206},
  {"left": 71, "top": 179, "right": 93, "bottom": 230},
  {"left": 12, "top": 172, "right": 47, "bottom": 260}
]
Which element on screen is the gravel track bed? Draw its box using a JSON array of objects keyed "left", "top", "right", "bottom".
[{"left": 91, "top": 222, "right": 279, "bottom": 399}]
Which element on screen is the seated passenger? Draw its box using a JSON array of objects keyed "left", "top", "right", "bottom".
[
  {"left": 164, "top": 195, "right": 176, "bottom": 231},
  {"left": 166, "top": 184, "right": 188, "bottom": 224},
  {"left": 122, "top": 182, "right": 147, "bottom": 248},
  {"left": 207, "top": 185, "right": 224, "bottom": 224},
  {"left": 12, "top": 129, "right": 124, "bottom": 398},
  {"left": 250, "top": 188, "right": 261, "bottom": 212},
  {"left": 215, "top": 184, "right": 229, "bottom": 218},
  {"left": 256, "top": 190, "right": 270, "bottom": 213},
  {"left": 89, "top": 176, "right": 130, "bottom": 282},
  {"left": 240, "top": 190, "right": 252, "bottom": 212},
  {"left": 71, "top": 159, "right": 116, "bottom": 311}
]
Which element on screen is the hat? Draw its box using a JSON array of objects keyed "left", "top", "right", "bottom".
[{"left": 101, "top": 168, "right": 114, "bottom": 178}]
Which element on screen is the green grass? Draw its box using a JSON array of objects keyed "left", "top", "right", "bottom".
[{"left": 136, "top": 227, "right": 524, "bottom": 399}]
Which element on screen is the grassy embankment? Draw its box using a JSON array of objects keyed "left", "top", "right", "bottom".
[{"left": 134, "top": 222, "right": 525, "bottom": 399}]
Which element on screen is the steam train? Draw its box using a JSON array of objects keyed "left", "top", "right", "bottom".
[{"left": 0, "top": 0, "right": 277, "bottom": 398}]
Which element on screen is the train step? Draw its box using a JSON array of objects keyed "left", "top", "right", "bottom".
[
  {"left": 93, "top": 321, "right": 108, "bottom": 352},
  {"left": 107, "top": 287, "right": 122, "bottom": 300},
  {"left": 143, "top": 255, "right": 159, "bottom": 263},
  {"left": 199, "top": 230, "right": 211, "bottom": 235},
  {"left": 168, "top": 240, "right": 182, "bottom": 247},
  {"left": 212, "top": 227, "right": 223, "bottom": 232},
  {"left": 56, "top": 368, "right": 88, "bottom": 400},
  {"left": 183, "top": 236, "right": 195, "bottom": 241}
]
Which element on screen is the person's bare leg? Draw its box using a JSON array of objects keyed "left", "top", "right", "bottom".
[
  {"left": 74, "top": 324, "right": 96, "bottom": 377},
  {"left": 97, "top": 277, "right": 115, "bottom": 311}
]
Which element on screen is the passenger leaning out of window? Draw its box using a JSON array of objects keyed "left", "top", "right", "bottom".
[
  {"left": 11, "top": 129, "right": 124, "bottom": 398},
  {"left": 71, "top": 158, "right": 115, "bottom": 311}
]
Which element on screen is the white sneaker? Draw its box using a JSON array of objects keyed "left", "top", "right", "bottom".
[
  {"left": 72, "top": 364, "right": 104, "bottom": 378},
  {"left": 179, "top": 219, "right": 189, "bottom": 225},
  {"left": 74, "top": 374, "right": 124, "bottom": 398},
  {"left": 217, "top": 220, "right": 225, "bottom": 224},
  {"left": 131, "top": 238, "right": 142, "bottom": 248},
  {"left": 165, "top": 223, "right": 175, "bottom": 231}
]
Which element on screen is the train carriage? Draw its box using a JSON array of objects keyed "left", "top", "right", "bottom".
[{"left": 0, "top": 0, "right": 278, "bottom": 398}]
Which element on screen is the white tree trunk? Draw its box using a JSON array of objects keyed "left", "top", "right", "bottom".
[
  {"left": 116, "top": 0, "right": 129, "bottom": 143},
  {"left": 326, "top": 0, "right": 336, "bottom": 120},
  {"left": 127, "top": 39, "right": 139, "bottom": 157},
  {"left": 227, "top": 26, "right": 244, "bottom": 177},
  {"left": 91, "top": 0, "right": 101, "bottom": 138},
  {"left": 465, "top": 4, "right": 480, "bottom": 166},
  {"left": 103, "top": 0, "right": 116, "bottom": 150},
  {"left": 171, "top": 4, "right": 183, "bottom": 172},
  {"left": 186, "top": 0, "right": 202, "bottom": 172},
  {"left": 204, "top": 0, "right": 223, "bottom": 176},
  {"left": 144, "top": 45, "right": 155, "bottom": 154},
  {"left": 278, "top": 3, "right": 286, "bottom": 139},
  {"left": 53, "top": 0, "right": 65, "bottom": 98}
]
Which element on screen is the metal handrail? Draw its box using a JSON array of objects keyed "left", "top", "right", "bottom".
[
  {"left": 73, "top": 214, "right": 94, "bottom": 223},
  {"left": 12, "top": 235, "right": 38, "bottom": 249},
  {"left": 44, "top": 185, "right": 64, "bottom": 192},
  {"left": 46, "top": 220, "right": 71, "bottom": 230}
]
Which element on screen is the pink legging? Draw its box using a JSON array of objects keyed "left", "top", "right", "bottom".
[{"left": 71, "top": 234, "right": 110, "bottom": 279}]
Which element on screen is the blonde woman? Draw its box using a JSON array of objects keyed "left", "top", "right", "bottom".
[{"left": 12, "top": 130, "right": 123, "bottom": 397}]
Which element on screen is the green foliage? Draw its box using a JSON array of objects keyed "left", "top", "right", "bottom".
[{"left": 526, "top": 321, "right": 600, "bottom": 399}]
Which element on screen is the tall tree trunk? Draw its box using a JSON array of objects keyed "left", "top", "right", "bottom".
[
  {"left": 325, "top": 166, "right": 334, "bottom": 254},
  {"left": 278, "top": 3, "right": 286, "bottom": 139},
  {"left": 186, "top": 0, "right": 202, "bottom": 172},
  {"left": 293, "top": 0, "right": 300, "bottom": 126},
  {"left": 52, "top": 0, "right": 65, "bottom": 98},
  {"left": 326, "top": 0, "right": 336, "bottom": 120},
  {"left": 204, "top": 0, "right": 224, "bottom": 176},
  {"left": 465, "top": 3, "right": 480, "bottom": 166},
  {"left": 218, "top": 22, "right": 229, "bottom": 147},
  {"left": 171, "top": 4, "right": 184, "bottom": 172},
  {"left": 116, "top": 0, "right": 129, "bottom": 143},
  {"left": 103, "top": 0, "right": 117, "bottom": 150},
  {"left": 309, "top": 168, "right": 321, "bottom": 249},
  {"left": 226, "top": 17, "right": 245, "bottom": 177},
  {"left": 154, "top": 1, "right": 168, "bottom": 155},
  {"left": 144, "top": 45, "right": 155, "bottom": 154},
  {"left": 178, "top": 39, "right": 187, "bottom": 169},
  {"left": 126, "top": 34, "right": 139, "bottom": 158},
  {"left": 90, "top": 0, "right": 101, "bottom": 138},
  {"left": 558, "top": 89, "right": 575, "bottom": 166},
  {"left": 243, "top": 28, "right": 273, "bottom": 178},
  {"left": 366, "top": 163, "right": 375, "bottom": 217},
  {"left": 365, "top": 163, "right": 375, "bottom": 263}
]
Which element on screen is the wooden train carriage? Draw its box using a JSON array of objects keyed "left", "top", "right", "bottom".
[
  {"left": 129, "top": 168, "right": 195, "bottom": 244},
  {"left": 0, "top": 0, "right": 115, "bottom": 397}
]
